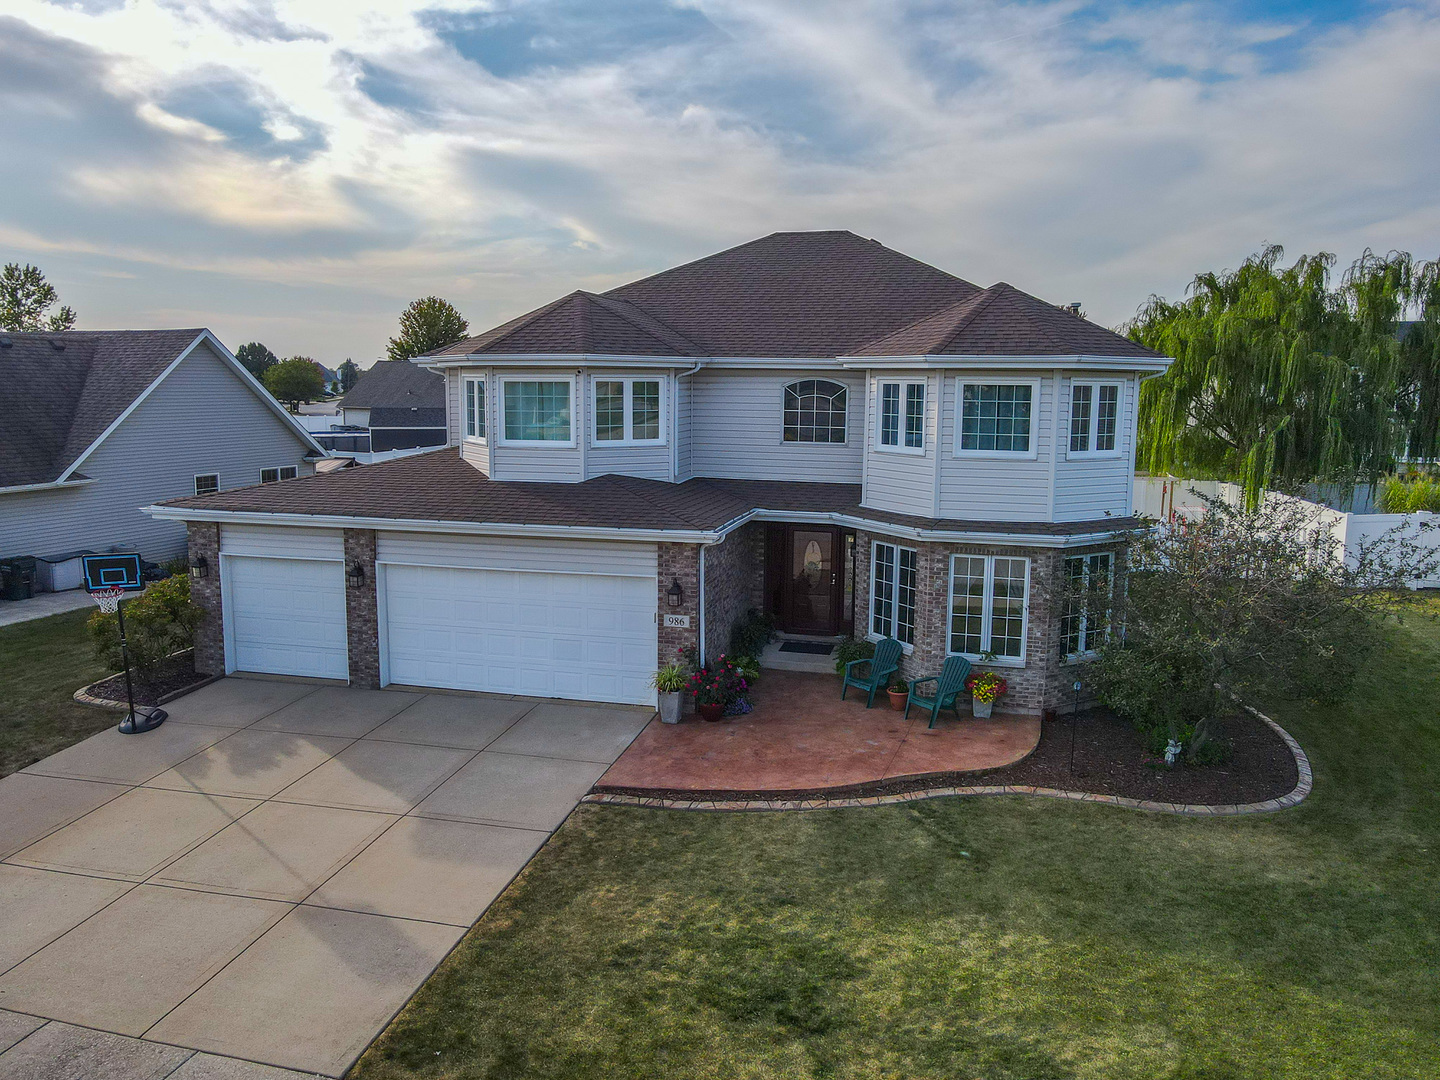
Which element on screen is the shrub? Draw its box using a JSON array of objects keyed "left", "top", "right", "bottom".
[
  {"left": 833, "top": 636, "right": 875, "bottom": 675},
  {"left": 89, "top": 574, "right": 202, "bottom": 680},
  {"left": 1378, "top": 476, "right": 1440, "bottom": 513},
  {"left": 729, "top": 609, "right": 776, "bottom": 659},
  {"left": 688, "top": 654, "right": 749, "bottom": 707}
]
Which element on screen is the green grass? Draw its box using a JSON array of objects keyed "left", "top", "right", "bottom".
[
  {"left": 0, "top": 608, "right": 114, "bottom": 778},
  {"left": 354, "top": 600, "right": 1440, "bottom": 1080}
]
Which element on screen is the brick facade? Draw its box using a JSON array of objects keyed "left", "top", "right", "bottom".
[
  {"left": 344, "top": 528, "right": 380, "bottom": 688},
  {"left": 853, "top": 529, "right": 1123, "bottom": 717},
  {"left": 701, "top": 521, "right": 765, "bottom": 659},
  {"left": 657, "top": 542, "right": 701, "bottom": 663},
  {"left": 188, "top": 522, "right": 224, "bottom": 676}
]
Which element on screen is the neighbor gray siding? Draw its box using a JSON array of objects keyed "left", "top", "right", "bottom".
[
  {"left": 688, "top": 368, "right": 864, "bottom": 483},
  {"left": 0, "top": 340, "right": 314, "bottom": 563}
]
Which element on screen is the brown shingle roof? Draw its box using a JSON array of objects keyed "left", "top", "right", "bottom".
[
  {"left": 158, "top": 448, "right": 1138, "bottom": 538},
  {"left": 340, "top": 359, "right": 445, "bottom": 409},
  {"left": 431, "top": 291, "right": 705, "bottom": 358},
  {"left": 0, "top": 329, "right": 203, "bottom": 488}
]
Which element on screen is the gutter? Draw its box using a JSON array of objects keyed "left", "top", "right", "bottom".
[{"left": 0, "top": 477, "right": 98, "bottom": 496}]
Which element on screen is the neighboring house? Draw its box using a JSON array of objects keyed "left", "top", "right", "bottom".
[
  {"left": 1, "top": 329, "right": 324, "bottom": 571},
  {"left": 324, "top": 360, "right": 447, "bottom": 453},
  {"left": 151, "top": 232, "right": 1171, "bottom": 712}
]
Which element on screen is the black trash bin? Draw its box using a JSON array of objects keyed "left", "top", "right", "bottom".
[{"left": 1, "top": 556, "right": 37, "bottom": 601}]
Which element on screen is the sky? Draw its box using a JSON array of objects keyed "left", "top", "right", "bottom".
[{"left": 2, "top": 0, "right": 1438, "bottom": 366}]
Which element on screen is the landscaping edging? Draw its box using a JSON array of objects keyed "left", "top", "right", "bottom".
[
  {"left": 581, "top": 704, "right": 1313, "bottom": 817},
  {"left": 73, "top": 652, "right": 221, "bottom": 712}
]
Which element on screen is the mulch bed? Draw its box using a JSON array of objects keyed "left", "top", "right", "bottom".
[
  {"left": 593, "top": 706, "right": 1299, "bottom": 807},
  {"left": 83, "top": 651, "right": 211, "bottom": 709}
]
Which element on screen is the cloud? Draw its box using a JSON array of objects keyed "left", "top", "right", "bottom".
[{"left": 1, "top": 0, "right": 1437, "bottom": 363}]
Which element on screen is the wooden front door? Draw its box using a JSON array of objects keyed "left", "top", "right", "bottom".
[{"left": 782, "top": 526, "right": 844, "bottom": 635}]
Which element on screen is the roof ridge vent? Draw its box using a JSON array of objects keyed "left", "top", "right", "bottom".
[{"left": 49, "top": 339, "right": 66, "bottom": 351}]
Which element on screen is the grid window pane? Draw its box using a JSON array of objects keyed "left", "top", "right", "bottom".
[
  {"left": 897, "top": 547, "right": 917, "bottom": 645},
  {"left": 1061, "top": 556, "right": 1086, "bottom": 656},
  {"left": 879, "top": 383, "right": 900, "bottom": 446},
  {"left": 194, "top": 473, "right": 218, "bottom": 495},
  {"left": 633, "top": 380, "right": 661, "bottom": 441},
  {"left": 949, "top": 555, "right": 986, "bottom": 655},
  {"left": 989, "top": 557, "right": 1028, "bottom": 658},
  {"left": 594, "top": 380, "right": 624, "bottom": 441},
  {"left": 961, "top": 384, "right": 1032, "bottom": 452},
  {"left": 784, "top": 380, "right": 847, "bottom": 443},
  {"left": 1070, "top": 384, "right": 1092, "bottom": 453},
  {"left": 872, "top": 543, "right": 896, "bottom": 636},
  {"left": 260, "top": 468, "right": 279, "bottom": 484},
  {"left": 1062, "top": 552, "right": 1112, "bottom": 656},
  {"left": 904, "top": 383, "right": 925, "bottom": 449},
  {"left": 505, "top": 381, "right": 571, "bottom": 441},
  {"left": 1096, "top": 384, "right": 1119, "bottom": 451},
  {"left": 465, "top": 379, "right": 485, "bottom": 439}
]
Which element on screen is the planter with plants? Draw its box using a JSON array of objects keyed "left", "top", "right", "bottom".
[
  {"left": 651, "top": 661, "right": 687, "bottom": 724},
  {"left": 886, "top": 679, "right": 909, "bottom": 711},
  {"left": 966, "top": 671, "right": 1008, "bottom": 718},
  {"left": 687, "top": 652, "right": 749, "bottom": 721}
]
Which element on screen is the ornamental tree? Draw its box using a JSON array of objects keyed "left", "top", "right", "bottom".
[{"left": 1093, "top": 491, "right": 1437, "bottom": 763}]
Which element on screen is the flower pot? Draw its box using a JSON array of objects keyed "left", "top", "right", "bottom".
[
  {"left": 972, "top": 695, "right": 993, "bottom": 719},
  {"left": 698, "top": 702, "right": 725, "bottom": 722},
  {"left": 658, "top": 691, "right": 682, "bottom": 724},
  {"left": 887, "top": 689, "right": 909, "bottom": 711}
]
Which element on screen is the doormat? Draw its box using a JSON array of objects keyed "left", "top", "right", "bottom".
[{"left": 778, "top": 641, "right": 836, "bottom": 655}]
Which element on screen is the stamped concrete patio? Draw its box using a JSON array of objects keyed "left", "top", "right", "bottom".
[
  {"left": 0, "top": 676, "right": 653, "bottom": 1078},
  {"left": 596, "top": 670, "right": 1040, "bottom": 797}
]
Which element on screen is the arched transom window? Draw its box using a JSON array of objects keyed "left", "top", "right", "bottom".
[{"left": 783, "top": 379, "right": 848, "bottom": 443}]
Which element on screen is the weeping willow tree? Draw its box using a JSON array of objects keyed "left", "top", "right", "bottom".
[{"left": 1126, "top": 246, "right": 1440, "bottom": 504}]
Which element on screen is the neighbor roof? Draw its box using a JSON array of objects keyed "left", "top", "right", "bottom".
[
  {"left": 340, "top": 360, "right": 445, "bottom": 410},
  {"left": 155, "top": 447, "right": 1140, "bottom": 539},
  {"left": 429, "top": 231, "right": 1162, "bottom": 361},
  {"left": 0, "top": 329, "right": 205, "bottom": 488}
]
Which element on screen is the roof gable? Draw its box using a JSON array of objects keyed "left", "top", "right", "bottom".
[{"left": 432, "top": 290, "right": 705, "bottom": 358}]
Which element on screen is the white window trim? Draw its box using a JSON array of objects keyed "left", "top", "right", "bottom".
[
  {"left": 781, "top": 378, "right": 850, "bottom": 446},
  {"left": 867, "top": 540, "right": 918, "bottom": 650},
  {"left": 497, "top": 375, "right": 578, "bottom": 448},
  {"left": 947, "top": 554, "right": 1031, "bottom": 666},
  {"left": 1065, "top": 379, "right": 1124, "bottom": 460},
  {"left": 258, "top": 465, "right": 298, "bottom": 484},
  {"left": 193, "top": 473, "right": 219, "bottom": 496},
  {"left": 589, "top": 375, "right": 667, "bottom": 448},
  {"left": 462, "top": 375, "right": 487, "bottom": 443},
  {"left": 874, "top": 379, "right": 926, "bottom": 456},
  {"left": 953, "top": 377, "right": 1042, "bottom": 460},
  {"left": 1062, "top": 552, "right": 1114, "bottom": 661}
]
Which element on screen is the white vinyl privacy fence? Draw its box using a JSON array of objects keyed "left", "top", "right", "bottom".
[{"left": 1134, "top": 476, "right": 1440, "bottom": 589}]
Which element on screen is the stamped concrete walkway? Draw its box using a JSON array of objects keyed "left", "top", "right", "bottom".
[
  {"left": 0, "top": 677, "right": 653, "bottom": 1078},
  {"left": 597, "top": 670, "right": 1039, "bottom": 795}
]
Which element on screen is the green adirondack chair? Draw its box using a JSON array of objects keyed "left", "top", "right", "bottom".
[
  {"left": 842, "top": 637, "right": 903, "bottom": 708},
  {"left": 905, "top": 655, "right": 973, "bottom": 728}
]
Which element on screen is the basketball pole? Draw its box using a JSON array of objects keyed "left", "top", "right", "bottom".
[{"left": 114, "top": 595, "right": 167, "bottom": 735}]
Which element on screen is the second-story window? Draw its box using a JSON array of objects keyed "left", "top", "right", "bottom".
[
  {"left": 502, "top": 380, "right": 572, "bottom": 444},
  {"left": 783, "top": 379, "right": 847, "bottom": 443},
  {"left": 593, "top": 378, "right": 664, "bottom": 445},
  {"left": 877, "top": 380, "right": 925, "bottom": 453},
  {"left": 958, "top": 382, "right": 1035, "bottom": 455},
  {"left": 463, "top": 376, "right": 486, "bottom": 440},
  {"left": 1069, "top": 381, "right": 1121, "bottom": 455}
]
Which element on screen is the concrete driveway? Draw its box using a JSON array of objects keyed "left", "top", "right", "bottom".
[{"left": 0, "top": 677, "right": 653, "bottom": 1078}]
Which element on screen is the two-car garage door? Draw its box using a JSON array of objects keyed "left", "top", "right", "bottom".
[{"left": 378, "top": 533, "right": 658, "bottom": 706}]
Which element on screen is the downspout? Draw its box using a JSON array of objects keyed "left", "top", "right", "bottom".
[
  {"left": 674, "top": 360, "right": 704, "bottom": 482},
  {"left": 698, "top": 543, "right": 707, "bottom": 661}
]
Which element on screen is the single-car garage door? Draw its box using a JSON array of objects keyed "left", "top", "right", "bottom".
[
  {"left": 221, "top": 526, "right": 348, "bottom": 680},
  {"left": 378, "top": 533, "right": 657, "bottom": 705}
]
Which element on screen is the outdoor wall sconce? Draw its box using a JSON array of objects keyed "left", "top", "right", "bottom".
[
  {"left": 666, "top": 577, "right": 684, "bottom": 608},
  {"left": 347, "top": 562, "right": 367, "bottom": 589},
  {"left": 188, "top": 555, "right": 209, "bottom": 580}
]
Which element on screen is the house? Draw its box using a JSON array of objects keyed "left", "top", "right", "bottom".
[
  {"left": 325, "top": 360, "right": 448, "bottom": 453},
  {"left": 149, "top": 232, "right": 1171, "bottom": 712},
  {"left": 0, "top": 329, "right": 324, "bottom": 572}
]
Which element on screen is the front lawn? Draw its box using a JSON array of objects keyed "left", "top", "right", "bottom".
[
  {"left": 0, "top": 608, "right": 113, "bottom": 778},
  {"left": 354, "top": 599, "right": 1440, "bottom": 1080}
]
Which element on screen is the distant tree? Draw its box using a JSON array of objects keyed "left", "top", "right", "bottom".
[
  {"left": 236, "top": 341, "right": 279, "bottom": 379},
  {"left": 0, "top": 262, "right": 76, "bottom": 332},
  {"left": 1127, "top": 246, "right": 1440, "bottom": 504},
  {"left": 386, "top": 296, "right": 468, "bottom": 361},
  {"left": 337, "top": 358, "right": 359, "bottom": 393},
  {"left": 262, "top": 356, "right": 325, "bottom": 411}
]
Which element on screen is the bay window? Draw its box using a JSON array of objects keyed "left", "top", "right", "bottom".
[
  {"left": 949, "top": 554, "right": 1030, "bottom": 660},
  {"left": 593, "top": 377, "right": 663, "bottom": 445},
  {"left": 502, "top": 379, "right": 573, "bottom": 444},
  {"left": 871, "top": 541, "right": 918, "bottom": 645},
  {"left": 1068, "top": 381, "right": 1121, "bottom": 455},
  {"left": 877, "top": 380, "right": 925, "bottom": 453}
]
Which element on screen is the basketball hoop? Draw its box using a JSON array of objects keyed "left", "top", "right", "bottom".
[{"left": 89, "top": 587, "right": 125, "bottom": 614}]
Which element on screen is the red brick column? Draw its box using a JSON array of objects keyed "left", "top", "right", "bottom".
[
  {"left": 344, "top": 529, "right": 380, "bottom": 688},
  {"left": 188, "top": 522, "right": 224, "bottom": 676}
]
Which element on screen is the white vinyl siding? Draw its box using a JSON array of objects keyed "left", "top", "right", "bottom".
[
  {"left": 870, "top": 540, "right": 917, "bottom": 645},
  {"left": 688, "top": 368, "right": 863, "bottom": 483},
  {"left": 862, "top": 370, "right": 939, "bottom": 516},
  {"left": 948, "top": 554, "right": 1030, "bottom": 663},
  {"left": 934, "top": 373, "right": 1054, "bottom": 521},
  {"left": 0, "top": 340, "right": 313, "bottom": 563},
  {"left": 1053, "top": 375, "right": 1136, "bottom": 521}
]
